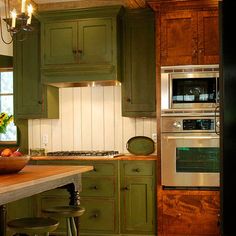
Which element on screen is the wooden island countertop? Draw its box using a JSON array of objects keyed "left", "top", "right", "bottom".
[
  {"left": 0, "top": 165, "right": 93, "bottom": 236},
  {"left": 0, "top": 165, "right": 93, "bottom": 205}
]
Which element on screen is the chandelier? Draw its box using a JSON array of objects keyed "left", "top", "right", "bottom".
[{"left": 0, "top": 0, "right": 34, "bottom": 44}]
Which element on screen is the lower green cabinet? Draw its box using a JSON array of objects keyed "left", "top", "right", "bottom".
[
  {"left": 120, "top": 161, "right": 156, "bottom": 234},
  {"left": 31, "top": 159, "right": 156, "bottom": 236}
]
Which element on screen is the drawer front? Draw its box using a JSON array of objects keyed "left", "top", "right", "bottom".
[
  {"left": 35, "top": 160, "right": 116, "bottom": 176},
  {"left": 80, "top": 198, "right": 117, "bottom": 233},
  {"left": 83, "top": 162, "right": 116, "bottom": 176},
  {"left": 80, "top": 177, "right": 116, "bottom": 197},
  {"left": 123, "top": 161, "right": 154, "bottom": 176}
]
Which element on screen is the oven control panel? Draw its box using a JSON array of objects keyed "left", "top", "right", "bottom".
[
  {"left": 183, "top": 119, "right": 214, "bottom": 130},
  {"left": 161, "top": 116, "right": 219, "bottom": 133}
]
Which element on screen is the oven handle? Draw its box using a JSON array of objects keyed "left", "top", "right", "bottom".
[{"left": 164, "top": 136, "right": 219, "bottom": 140}]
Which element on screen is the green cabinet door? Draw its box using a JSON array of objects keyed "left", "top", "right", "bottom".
[
  {"left": 120, "top": 161, "right": 156, "bottom": 234},
  {"left": 40, "top": 6, "right": 123, "bottom": 85},
  {"left": 44, "top": 21, "right": 78, "bottom": 64},
  {"left": 13, "top": 20, "right": 59, "bottom": 119},
  {"left": 122, "top": 9, "right": 156, "bottom": 117},
  {"left": 78, "top": 18, "right": 112, "bottom": 65}
]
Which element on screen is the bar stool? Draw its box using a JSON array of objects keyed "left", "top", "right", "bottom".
[
  {"left": 7, "top": 216, "right": 59, "bottom": 236},
  {"left": 42, "top": 205, "right": 85, "bottom": 236}
]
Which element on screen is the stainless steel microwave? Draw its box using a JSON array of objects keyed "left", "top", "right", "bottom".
[{"left": 161, "top": 65, "right": 219, "bottom": 111}]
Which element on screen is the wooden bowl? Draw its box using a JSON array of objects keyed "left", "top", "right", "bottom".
[{"left": 0, "top": 155, "right": 30, "bottom": 174}]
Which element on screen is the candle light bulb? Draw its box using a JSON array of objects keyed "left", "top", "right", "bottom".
[
  {"left": 21, "top": 0, "right": 26, "bottom": 13},
  {"left": 27, "top": 4, "right": 33, "bottom": 25},
  {"left": 10, "top": 9, "right": 17, "bottom": 28}
]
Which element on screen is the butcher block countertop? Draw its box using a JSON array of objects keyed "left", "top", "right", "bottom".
[
  {"left": 0, "top": 165, "right": 93, "bottom": 205},
  {"left": 30, "top": 154, "right": 158, "bottom": 161}
]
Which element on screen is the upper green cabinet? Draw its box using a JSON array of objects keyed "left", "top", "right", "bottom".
[
  {"left": 122, "top": 8, "right": 156, "bottom": 117},
  {"left": 44, "top": 19, "right": 112, "bottom": 65},
  {"left": 39, "top": 6, "right": 123, "bottom": 85},
  {"left": 13, "top": 20, "right": 59, "bottom": 119}
]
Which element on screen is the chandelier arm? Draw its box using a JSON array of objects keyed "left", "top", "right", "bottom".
[{"left": 0, "top": 19, "right": 13, "bottom": 44}]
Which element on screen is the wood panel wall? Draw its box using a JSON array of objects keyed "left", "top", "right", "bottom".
[{"left": 28, "top": 86, "right": 157, "bottom": 153}]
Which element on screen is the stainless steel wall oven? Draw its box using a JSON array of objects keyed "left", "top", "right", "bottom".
[{"left": 161, "top": 65, "right": 220, "bottom": 188}]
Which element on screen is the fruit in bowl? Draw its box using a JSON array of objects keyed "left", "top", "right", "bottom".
[{"left": 0, "top": 149, "right": 29, "bottom": 174}]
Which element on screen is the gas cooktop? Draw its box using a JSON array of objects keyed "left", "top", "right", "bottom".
[{"left": 46, "top": 150, "right": 121, "bottom": 158}]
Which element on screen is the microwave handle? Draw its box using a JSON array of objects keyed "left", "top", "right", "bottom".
[{"left": 165, "top": 136, "right": 219, "bottom": 140}]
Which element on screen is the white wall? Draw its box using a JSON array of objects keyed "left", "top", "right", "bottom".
[
  {"left": 28, "top": 86, "right": 157, "bottom": 154},
  {"left": 0, "top": 4, "right": 13, "bottom": 56}
]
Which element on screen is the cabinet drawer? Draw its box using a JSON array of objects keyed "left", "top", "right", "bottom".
[
  {"left": 163, "top": 194, "right": 220, "bottom": 235},
  {"left": 83, "top": 162, "right": 116, "bottom": 176},
  {"left": 123, "top": 162, "right": 154, "bottom": 176},
  {"left": 80, "top": 198, "right": 117, "bottom": 233},
  {"left": 81, "top": 177, "right": 116, "bottom": 197}
]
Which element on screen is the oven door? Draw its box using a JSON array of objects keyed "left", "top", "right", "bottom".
[{"left": 161, "top": 133, "right": 220, "bottom": 187}]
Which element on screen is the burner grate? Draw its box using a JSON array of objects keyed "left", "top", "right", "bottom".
[{"left": 46, "top": 151, "right": 119, "bottom": 157}]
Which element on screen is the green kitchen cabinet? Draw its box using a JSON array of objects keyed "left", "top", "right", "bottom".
[
  {"left": 31, "top": 159, "right": 156, "bottom": 236},
  {"left": 122, "top": 9, "right": 156, "bottom": 117},
  {"left": 120, "top": 161, "right": 156, "bottom": 234},
  {"left": 39, "top": 6, "right": 123, "bottom": 85},
  {"left": 13, "top": 19, "right": 59, "bottom": 119}
]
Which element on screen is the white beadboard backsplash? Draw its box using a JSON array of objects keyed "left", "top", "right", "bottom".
[{"left": 28, "top": 86, "right": 157, "bottom": 154}]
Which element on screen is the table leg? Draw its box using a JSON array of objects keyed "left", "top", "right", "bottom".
[
  {"left": 66, "top": 183, "right": 80, "bottom": 236},
  {"left": 0, "top": 205, "right": 6, "bottom": 236}
]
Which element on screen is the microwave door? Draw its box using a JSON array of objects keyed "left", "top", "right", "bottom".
[{"left": 161, "top": 133, "right": 220, "bottom": 187}]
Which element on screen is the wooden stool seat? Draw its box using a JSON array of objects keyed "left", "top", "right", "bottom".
[
  {"left": 7, "top": 217, "right": 59, "bottom": 235},
  {"left": 42, "top": 205, "right": 85, "bottom": 217},
  {"left": 42, "top": 206, "right": 85, "bottom": 236}
]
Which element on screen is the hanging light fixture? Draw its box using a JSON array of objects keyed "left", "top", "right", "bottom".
[{"left": 0, "top": 0, "right": 34, "bottom": 44}]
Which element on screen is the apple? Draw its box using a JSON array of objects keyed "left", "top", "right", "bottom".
[
  {"left": 11, "top": 151, "right": 23, "bottom": 157},
  {"left": 1, "top": 148, "right": 13, "bottom": 157}
]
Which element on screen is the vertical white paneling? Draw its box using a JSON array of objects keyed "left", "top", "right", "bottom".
[
  {"left": 114, "top": 86, "right": 123, "bottom": 153},
  {"left": 31, "top": 119, "right": 41, "bottom": 148},
  {"left": 104, "top": 86, "right": 115, "bottom": 150},
  {"left": 40, "top": 119, "right": 52, "bottom": 153},
  {"left": 81, "top": 87, "right": 92, "bottom": 150},
  {"left": 73, "top": 88, "right": 82, "bottom": 150},
  {"left": 123, "top": 117, "right": 136, "bottom": 153},
  {"left": 28, "top": 85, "right": 157, "bottom": 154},
  {"left": 143, "top": 119, "right": 152, "bottom": 137},
  {"left": 135, "top": 118, "right": 144, "bottom": 136},
  {"left": 91, "top": 87, "right": 104, "bottom": 150},
  {"left": 61, "top": 88, "right": 74, "bottom": 151}
]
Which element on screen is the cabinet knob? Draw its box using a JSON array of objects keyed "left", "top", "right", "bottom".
[
  {"left": 93, "top": 186, "right": 98, "bottom": 190},
  {"left": 38, "top": 101, "right": 43, "bottom": 105},
  {"left": 177, "top": 213, "right": 182, "bottom": 217},
  {"left": 192, "top": 49, "right": 197, "bottom": 56},
  {"left": 93, "top": 168, "right": 97, "bottom": 172},
  {"left": 93, "top": 213, "right": 99, "bottom": 218},
  {"left": 134, "top": 168, "right": 141, "bottom": 172},
  {"left": 123, "top": 187, "right": 129, "bottom": 191},
  {"left": 126, "top": 98, "right": 131, "bottom": 102},
  {"left": 77, "top": 49, "right": 83, "bottom": 54},
  {"left": 72, "top": 49, "right": 77, "bottom": 54}
]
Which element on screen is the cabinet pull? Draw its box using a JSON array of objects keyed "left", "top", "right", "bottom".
[
  {"left": 126, "top": 98, "right": 131, "bottom": 102},
  {"left": 123, "top": 187, "right": 129, "bottom": 191},
  {"left": 72, "top": 49, "right": 77, "bottom": 54},
  {"left": 177, "top": 213, "right": 182, "bottom": 217},
  {"left": 92, "top": 186, "right": 98, "bottom": 190},
  {"left": 134, "top": 168, "right": 141, "bottom": 172},
  {"left": 93, "top": 213, "right": 99, "bottom": 218},
  {"left": 38, "top": 101, "right": 43, "bottom": 104},
  {"left": 93, "top": 168, "right": 97, "bottom": 172},
  {"left": 77, "top": 49, "right": 83, "bottom": 54}
]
